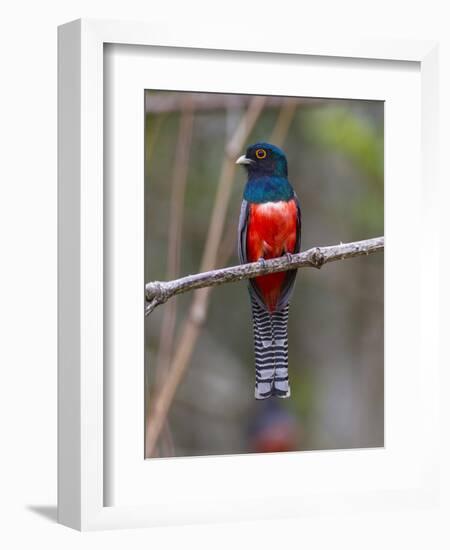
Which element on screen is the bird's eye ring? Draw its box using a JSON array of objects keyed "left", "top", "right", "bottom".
[{"left": 255, "top": 148, "right": 267, "bottom": 159}]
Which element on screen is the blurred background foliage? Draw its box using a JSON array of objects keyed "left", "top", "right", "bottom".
[{"left": 145, "top": 92, "right": 384, "bottom": 458}]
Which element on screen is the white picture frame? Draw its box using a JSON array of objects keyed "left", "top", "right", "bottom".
[{"left": 58, "top": 18, "right": 439, "bottom": 530}]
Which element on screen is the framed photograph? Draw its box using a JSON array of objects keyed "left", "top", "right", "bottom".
[{"left": 58, "top": 19, "right": 439, "bottom": 530}]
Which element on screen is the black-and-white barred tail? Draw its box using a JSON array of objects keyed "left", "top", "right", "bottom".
[{"left": 251, "top": 295, "right": 290, "bottom": 399}]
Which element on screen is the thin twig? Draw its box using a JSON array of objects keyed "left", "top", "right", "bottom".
[
  {"left": 148, "top": 106, "right": 195, "bottom": 458},
  {"left": 145, "top": 112, "right": 168, "bottom": 164},
  {"left": 154, "top": 105, "right": 194, "bottom": 383},
  {"left": 269, "top": 98, "right": 298, "bottom": 146},
  {"left": 145, "top": 237, "right": 384, "bottom": 315}
]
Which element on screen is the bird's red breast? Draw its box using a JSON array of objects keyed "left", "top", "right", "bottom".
[{"left": 247, "top": 199, "right": 298, "bottom": 311}]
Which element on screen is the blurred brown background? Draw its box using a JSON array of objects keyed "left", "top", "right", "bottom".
[{"left": 144, "top": 91, "right": 384, "bottom": 458}]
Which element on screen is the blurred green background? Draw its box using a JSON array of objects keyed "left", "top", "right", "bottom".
[{"left": 145, "top": 91, "right": 384, "bottom": 458}]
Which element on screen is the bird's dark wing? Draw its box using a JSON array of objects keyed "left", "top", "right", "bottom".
[
  {"left": 238, "top": 200, "right": 267, "bottom": 310},
  {"left": 237, "top": 199, "right": 249, "bottom": 264},
  {"left": 276, "top": 193, "right": 302, "bottom": 311}
]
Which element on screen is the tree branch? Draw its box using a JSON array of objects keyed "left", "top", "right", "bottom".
[{"left": 145, "top": 236, "right": 384, "bottom": 315}]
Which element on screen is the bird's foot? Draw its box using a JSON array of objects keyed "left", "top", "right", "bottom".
[
  {"left": 258, "top": 257, "right": 267, "bottom": 269},
  {"left": 284, "top": 252, "right": 293, "bottom": 264}
]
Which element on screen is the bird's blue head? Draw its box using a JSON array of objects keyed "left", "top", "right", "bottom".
[
  {"left": 236, "top": 142, "right": 288, "bottom": 178},
  {"left": 237, "top": 142, "right": 293, "bottom": 203}
]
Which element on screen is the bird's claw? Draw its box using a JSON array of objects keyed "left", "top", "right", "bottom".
[
  {"left": 258, "top": 257, "right": 267, "bottom": 269},
  {"left": 284, "top": 252, "right": 293, "bottom": 264}
]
